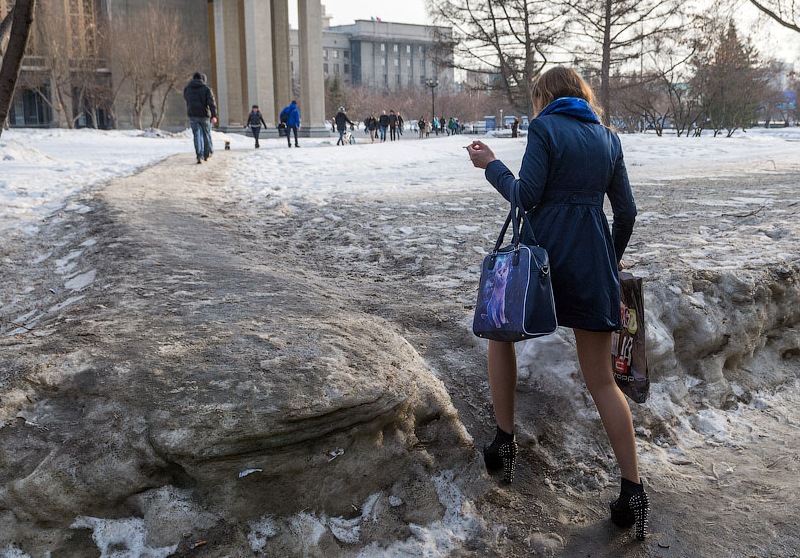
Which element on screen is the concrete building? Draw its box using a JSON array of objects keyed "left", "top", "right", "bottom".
[
  {"left": 290, "top": 18, "right": 454, "bottom": 93},
  {"left": 3, "top": 0, "right": 330, "bottom": 136}
]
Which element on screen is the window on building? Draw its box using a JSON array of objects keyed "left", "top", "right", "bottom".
[
  {"left": 406, "top": 45, "right": 411, "bottom": 53},
  {"left": 394, "top": 59, "right": 399, "bottom": 67},
  {"left": 324, "top": 49, "right": 328, "bottom": 59},
  {"left": 344, "top": 64, "right": 350, "bottom": 74},
  {"left": 407, "top": 59, "right": 411, "bottom": 67},
  {"left": 324, "top": 63, "right": 329, "bottom": 73},
  {"left": 381, "top": 59, "right": 386, "bottom": 67},
  {"left": 333, "top": 50, "right": 339, "bottom": 59},
  {"left": 334, "top": 65, "right": 340, "bottom": 75},
  {"left": 419, "top": 45, "right": 424, "bottom": 54},
  {"left": 344, "top": 50, "right": 350, "bottom": 59},
  {"left": 381, "top": 43, "right": 386, "bottom": 52},
  {"left": 8, "top": 88, "right": 51, "bottom": 127},
  {"left": 393, "top": 44, "right": 399, "bottom": 53}
]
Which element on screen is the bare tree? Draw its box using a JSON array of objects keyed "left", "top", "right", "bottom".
[
  {"left": 0, "top": 0, "right": 36, "bottom": 136},
  {"left": 614, "top": 72, "right": 673, "bottom": 134},
  {"left": 565, "top": 0, "right": 689, "bottom": 125},
  {"left": 30, "top": 0, "right": 108, "bottom": 128},
  {"left": 427, "top": 0, "right": 565, "bottom": 116},
  {"left": 110, "top": 3, "right": 201, "bottom": 129}
]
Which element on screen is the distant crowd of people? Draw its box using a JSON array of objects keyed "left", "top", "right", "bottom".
[{"left": 184, "top": 70, "right": 467, "bottom": 159}]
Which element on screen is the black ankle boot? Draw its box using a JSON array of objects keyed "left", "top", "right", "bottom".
[
  {"left": 483, "top": 427, "right": 518, "bottom": 484},
  {"left": 610, "top": 478, "right": 649, "bottom": 540}
]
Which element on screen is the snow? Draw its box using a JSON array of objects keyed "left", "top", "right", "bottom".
[{"left": 3, "top": 126, "right": 800, "bottom": 239}]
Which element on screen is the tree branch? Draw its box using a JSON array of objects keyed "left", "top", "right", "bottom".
[{"left": 749, "top": 0, "right": 800, "bottom": 33}]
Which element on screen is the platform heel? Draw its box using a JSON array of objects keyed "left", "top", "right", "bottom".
[
  {"left": 483, "top": 438, "right": 518, "bottom": 483},
  {"left": 610, "top": 479, "right": 649, "bottom": 540}
]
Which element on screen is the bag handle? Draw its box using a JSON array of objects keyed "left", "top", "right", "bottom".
[
  {"left": 491, "top": 183, "right": 540, "bottom": 255},
  {"left": 513, "top": 183, "right": 540, "bottom": 246}
]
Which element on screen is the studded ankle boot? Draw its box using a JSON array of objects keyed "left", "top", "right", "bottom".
[
  {"left": 483, "top": 426, "right": 518, "bottom": 484},
  {"left": 610, "top": 478, "right": 649, "bottom": 540}
]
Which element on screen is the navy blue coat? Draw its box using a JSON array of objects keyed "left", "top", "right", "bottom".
[{"left": 485, "top": 98, "right": 636, "bottom": 331}]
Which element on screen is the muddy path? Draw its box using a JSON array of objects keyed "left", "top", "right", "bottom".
[{"left": 1, "top": 149, "right": 799, "bottom": 557}]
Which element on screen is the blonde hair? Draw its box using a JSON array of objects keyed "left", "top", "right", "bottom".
[{"left": 531, "top": 66, "right": 603, "bottom": 121}]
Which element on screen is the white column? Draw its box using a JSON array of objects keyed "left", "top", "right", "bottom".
[
  {"left": 243, "top": 0, "right": 275, "bottom": 128},
  {"left": 212, "top": 0, "right": 245, "bottom": 129},
  {"left": 271, "top": 0, "right": 291, "bottom": 124},
  {"left": 297, "top": 0, "right": 329, "bottom": 136}
]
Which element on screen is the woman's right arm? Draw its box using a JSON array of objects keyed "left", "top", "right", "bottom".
[{"left": 482, "top": 124, "right": 548, "bottom": 209}]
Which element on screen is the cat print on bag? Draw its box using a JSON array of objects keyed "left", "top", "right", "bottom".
[{"left": 484, "top": 255, "right": 511, "bottom": 328}]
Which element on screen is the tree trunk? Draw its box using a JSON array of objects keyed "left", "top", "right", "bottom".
[
  {"left": 599, "top": 0, "right": 612, "bottom": 126},
  {"left": 0, "top": 0, "right": 37, "bottom": 137},
  {"left": 155, "top": 83, "right": 175, "bottom": 129}
]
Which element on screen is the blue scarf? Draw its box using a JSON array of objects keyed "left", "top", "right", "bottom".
[{"left": 537, "top": 97, "right": 600, "bottom": 124}]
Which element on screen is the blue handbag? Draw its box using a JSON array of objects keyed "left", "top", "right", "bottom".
[{"left": 473, "top": 183, "right": 558, "bottom": 342}]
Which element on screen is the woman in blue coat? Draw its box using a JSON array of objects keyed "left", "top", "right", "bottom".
[{"left": 467, "top": 66, "right": 647, "bottom": 540}]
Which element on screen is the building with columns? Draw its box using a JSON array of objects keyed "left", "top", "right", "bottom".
[
  {"left": 3, "top": 0, "right": 331, "bottom": 135},
  {"left": 204, "top": 0, "right": 327, "bottom": 136},
  {"left": 289, "top": 15, "right": 454, "bottom": 95}
]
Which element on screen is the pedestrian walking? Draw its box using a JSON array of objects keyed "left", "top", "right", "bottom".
[
  {"left": 388, "top": 110, "right": 399, "bottom": 141},
  {"left": 183, "top": 71, "right": 218, "bottom": 164},
  {"left": 365, "top": 114, "right": 378, "bottom": 143},
  {"left": 245, "top": 105, "right": 267, "bottom": 148},
  {"left": 279, "top": 100, "right": 301, "bottom": 148},
  {"left": 379, "top": 110, "right": 389, "bottom": 142},
  {"left": 466, "top": 66, "right": 647, "bottom": 540},
  {"left": 335, "top": 106, "right": 354, "bottom": 146}
]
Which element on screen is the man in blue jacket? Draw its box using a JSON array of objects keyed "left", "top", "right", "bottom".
[
  {"left": 279, "top": 100, "right": 301, "bottom": 148},
  {"left": 183, "top": 72, "right": 217, "bottom": 164}
]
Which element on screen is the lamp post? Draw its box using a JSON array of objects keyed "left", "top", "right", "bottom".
[{"left": 426, "top": 77, "right": 439, "bottom": 124}]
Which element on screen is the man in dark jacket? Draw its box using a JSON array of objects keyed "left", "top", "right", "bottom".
[
  {"left": 388, "top": 110, "right": 399, "bottom": 141},
  {"left": 334, "top": 106, "right": 354, "bottom": 146},
  {"left": 378, "top": 110, "right": 389, "bottom": 142},
  {"left": 183, "top": 72, "right": 217, "bottom": 164},
  {"left": 279, "top": 100, "right": 301, "bottom": 147}
]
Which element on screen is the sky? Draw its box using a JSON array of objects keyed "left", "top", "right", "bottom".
[{"left": 290, "top": 0, "right": 429, "bottom": 27}]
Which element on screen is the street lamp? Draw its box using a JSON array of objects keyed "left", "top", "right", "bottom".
[{"left": 426, "top": 77, "right": 439, "bottom": 124}]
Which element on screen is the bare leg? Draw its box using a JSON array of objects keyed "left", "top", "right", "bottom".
[
  {"left": 573, "top": 328, "right": 640, "bottom": 483},
  {"left": 488, "top": 340, "right": 517, "bottom": 433}
]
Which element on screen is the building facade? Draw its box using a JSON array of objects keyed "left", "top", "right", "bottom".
[
  {"left": 3, "top": 0, "right": 329, "bottom": 134},
  {"left": 3, "top": 1, "right": 452, "bottom": 131},
  {"left": 290, "top": 18, "right": 454, "bottom": 93}
]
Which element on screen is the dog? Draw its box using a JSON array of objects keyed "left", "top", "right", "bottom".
[{"left": 224, "top": 140, "right": 231, "bottom": 150}]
